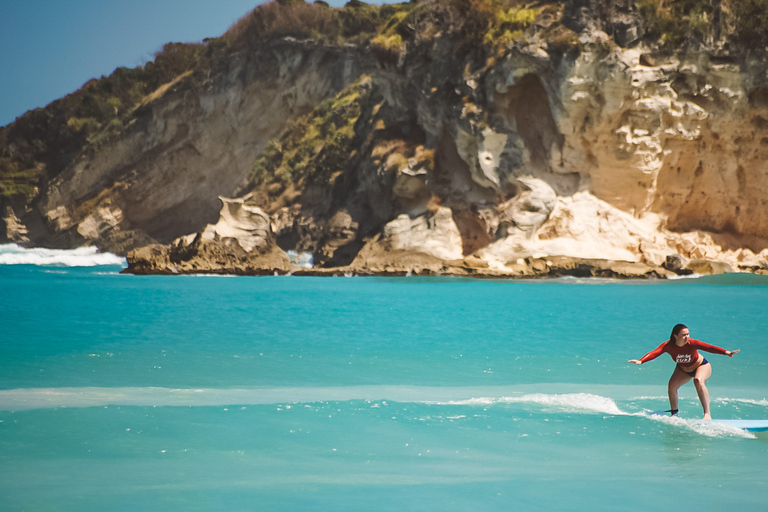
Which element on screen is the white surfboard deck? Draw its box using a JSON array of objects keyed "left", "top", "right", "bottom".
[
  {"left": 643, "top": 411, "right": 768, "bottom": 432},
  {"left": 713, "top": 419, "right": 768, "bottom": 432}
]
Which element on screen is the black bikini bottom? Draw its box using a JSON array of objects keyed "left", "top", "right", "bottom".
[{"left": 678, "top": 358, "right": 709, "bottom": 377}]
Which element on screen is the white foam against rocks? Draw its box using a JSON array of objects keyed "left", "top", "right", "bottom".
[{"left": 0, "top": 244, "right": 126, "bottom": 267}]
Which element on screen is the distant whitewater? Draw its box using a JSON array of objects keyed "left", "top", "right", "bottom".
[{"left": 0, "top": 244, "right": 126, "bottom": 267}]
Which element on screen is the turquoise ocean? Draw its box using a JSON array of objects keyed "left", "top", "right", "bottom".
[{"left": 1, "top": 244, "right": 767, "bottom": 511}]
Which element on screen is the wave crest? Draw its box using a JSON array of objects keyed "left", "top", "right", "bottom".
[
  {"left": 0, "top": 387, "right": 626, "bottom": 412},
  {"left": 0, "top": 244, "right": 125, "bottom": 267},
  {"left": 442, "top": 393, "right": 625, "bottom": 415}
]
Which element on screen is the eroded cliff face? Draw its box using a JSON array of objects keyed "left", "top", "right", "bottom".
[
  {"left": 555, "top": 46, "right": 768, "bottom": 255},
  {"left": 4, "top": 3, "right": 768, "bottom": 277},
  {"left": 233, "top": 33, "right": 768, "bottom": 276},
  {"left": 348, "top": 36, "right": 768, "bottom": 274},
  {"left": 7, "top": 40, "right": 370, "bottom": 254},
  {"left": 458, "top": 41, "right": 768, "bottom": 273}
]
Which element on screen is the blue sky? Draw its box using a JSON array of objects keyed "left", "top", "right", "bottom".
[{"left": 0, "top": 0, "right": 398, "bottom": 128}]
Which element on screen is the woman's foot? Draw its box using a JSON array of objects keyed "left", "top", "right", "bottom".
[{"left": 703, "top": 413, "right": 711, "bottom": 421}]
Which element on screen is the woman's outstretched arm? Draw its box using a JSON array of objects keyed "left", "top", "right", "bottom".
[{"left": 628, "top": 342, "right": 666, "bottom": 365}]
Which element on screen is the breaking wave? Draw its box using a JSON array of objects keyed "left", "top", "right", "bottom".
[
  {"left": 436, "top": 392, "right": 626, "bottom": 415},
  {"left": 0, "top": 387, "right": 626, "bottom": 416},
  {"left": 1, "top": 386, "right": 761, "bottom": 439},
  {"left": 0, "top": 244, "right": 125, "bottom": 267}
]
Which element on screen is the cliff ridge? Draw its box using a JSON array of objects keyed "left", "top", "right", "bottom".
[{"left": 3, "top": 0, "right": 768, "bottom": 277}]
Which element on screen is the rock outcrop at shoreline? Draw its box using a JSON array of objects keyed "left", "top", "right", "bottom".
[
  {"left": 124, "top": 235, "right": 738, "bottom": 279},
  {"left": 126, "top": 196, "right": 291, "bottom": 275},
  {"left": 5, "top": 1, "right": 768, "bottom": 278},
  {"left": 125, "top": 195, "right": 765, "bottom": 278}
]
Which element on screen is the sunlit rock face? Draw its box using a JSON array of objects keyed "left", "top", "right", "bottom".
[
  {"left": 472, "top": 41, "right": 768, "bottom": 273},
  {"left": 13, "top": 40, "right": 370, "bottom": 255},
  {"left": 7, "top": 4, "right": 768, "bottom": 276}
]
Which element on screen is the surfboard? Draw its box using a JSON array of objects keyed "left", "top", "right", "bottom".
[
  {"left": 713, "top": 419, "right": 768, "bottom": 432},
  {"left": 643, "top": 412, "right": 768, "bottom": 432}
]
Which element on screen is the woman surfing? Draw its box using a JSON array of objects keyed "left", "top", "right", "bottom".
[{"left": 628, "top": 324, "right": 740, "bottom": 420}]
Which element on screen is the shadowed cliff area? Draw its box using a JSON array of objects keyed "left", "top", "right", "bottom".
[{"left": 3, "top": 0, "right": 768, "bottom": 277}]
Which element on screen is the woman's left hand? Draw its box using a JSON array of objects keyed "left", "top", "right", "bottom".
[{"left": 726, "top": 349, "right": 740, "bottom": 357}]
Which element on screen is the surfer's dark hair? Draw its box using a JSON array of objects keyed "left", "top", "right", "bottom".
[{"left": 670, "top": 324, "right": 688, "bottom": 341}]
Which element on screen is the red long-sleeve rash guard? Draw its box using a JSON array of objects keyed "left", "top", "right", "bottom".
[{"left": 639, "top": 339, "right": 728, "bottom": 366}]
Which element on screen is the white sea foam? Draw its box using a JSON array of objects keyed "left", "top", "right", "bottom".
[
  {"left": 505, "top": 393, "right": 626, "bottom": 415},
  {"left": 0, "top": 386, "right": 450, "bottom": 410},
  {"left": 286, "top": 250, "right": 313, "bottom": 269},
  {"left": 715, "top": 397, "right": 768, "bottom": 407},
  {"left": 639, "top": 412, "right": 756, "bottom": 439},
  {"left": 441, "top": 393, "right": 626, "bottom": 415},
  {"left": 1, "top": 385, "right": 761, "bottom": 441},
  {"left": 0, "top": 244, "right": 125, "bottom": 267},
  {"left": 0, "top": 386, "right": 628, "bottom": 416},
  {"left": 666, "top": 273, "right": 704, "bottom": 280}
]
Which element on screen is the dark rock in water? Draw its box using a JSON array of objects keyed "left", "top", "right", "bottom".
[{"left": 663, "top": 254, "right": 693, "bottom": 275}]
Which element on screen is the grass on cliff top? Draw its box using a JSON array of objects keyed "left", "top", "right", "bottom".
[
  {"left": 223, "top": 0, "right": 416, "bottom": 46},
  {"left": 5, "top": 0, "right": 768, "bottom": 204},
  {"left": 248, "top": 77, "right": 366, "bottom": 192},
  {"left": 483, "top": 4, "right": 537, "bottom": 49},
  {"left": 0, "top": 158, "right": 42, "bottom": 200},
  {"left": 0, "top": 1, "right": 413, "bottom": 203},
  {"left": 322, "top": 0, "right": 768, "bottom": 52},
  {"left": 0, "top": 41, "right": 204, "bottom": 201},
  {"left": 224, "top": 0, "right": 540, "bottom": 51},
  {"left": 639, "top": 0, "right": 768, "bottom": 49}
]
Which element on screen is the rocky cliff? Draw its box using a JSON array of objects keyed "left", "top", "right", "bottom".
[{"left": 3, "top": 0, "right": 768, "bottom": 277}]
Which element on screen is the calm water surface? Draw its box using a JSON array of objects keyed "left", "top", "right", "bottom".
[{"left": 1, "top": 247, "right": 767, "bottom": 511}]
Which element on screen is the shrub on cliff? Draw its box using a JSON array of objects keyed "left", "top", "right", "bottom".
[
  {"left": 5, "top": 0, "right": 768, "bottom": 207},
  {"left": 638, "top": 0, "right": 768, "bottom": 49},
  {"left": 730, "top": 0, "right": 768, "bottom": 48},
  {"left": 483, "top": 5, "right": 536, "bottom": 48},
  {"left": 0, "top": 42, "right": 204, "bottom": 202},
  {"left": 249, "top": 78, "right": 365, "bottom": 191},
  {"left": 0, "top": 158, "right": 41, "bottom": 200},
  {"left": 222, "top": 0, "right": 413, "bottom": 46},
  {"left": 144, "top": 42, "right": 204, "bottom": 91}
]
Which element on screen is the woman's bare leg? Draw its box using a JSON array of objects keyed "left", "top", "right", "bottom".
[
  {"left": 668, "top": 366, "right": 692, "bottom": 414},
  {"left": 693, "top": 363, "right": 713, "bottom": 420}
]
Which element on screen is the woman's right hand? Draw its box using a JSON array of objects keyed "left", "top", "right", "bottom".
[{"left": 627, "top": 359, "right": 642, "bottom": 365}]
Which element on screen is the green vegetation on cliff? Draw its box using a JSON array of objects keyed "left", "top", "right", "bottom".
[
  {"left": 0, "top": 42, "right": 204, "bottom": 200},
  {"left": 223, "top": 0, "right": 415, "bottom": 46},
  {"left": 639, "top": 0, "right": 768, "bottom": 49},
  {"left": 0, "top": 1, "right": 415, "bottom": 202},
  {"left": 0, "top": 158, "right": 41, "bottom": 200},
  {"left": 3, "top": 0, "right": 768, "bottom": 205},
  {"left": 483, "top": 5, "right": 536, "bottom": 48},
  {"left": 249, "top": 77, "right": 366, "bottom": 190},
  {"left": 729, "top": 0, "right": 768, "bottom": 47}
]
